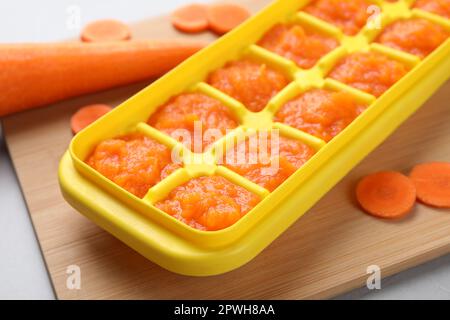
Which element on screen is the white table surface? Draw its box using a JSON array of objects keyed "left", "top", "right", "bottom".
[{"left": 0, "top": 0, "right": 449, "bottom": 300}]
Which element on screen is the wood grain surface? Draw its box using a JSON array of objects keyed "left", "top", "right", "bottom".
[{"left": 2, "top": 0, "right": 449, "bottom": 299}]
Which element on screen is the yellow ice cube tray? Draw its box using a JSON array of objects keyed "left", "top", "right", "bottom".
[{"left": 59, "top": 0, "right": 450, "bottom": 276}]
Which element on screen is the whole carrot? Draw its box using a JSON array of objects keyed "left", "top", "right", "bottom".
[{"left": 0, "top": 40, "right": 205, "bottom": 117}]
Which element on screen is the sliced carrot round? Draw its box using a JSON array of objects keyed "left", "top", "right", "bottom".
[
  {"left": 410, "top": 162, "right": 450, "bottom": 208},
  {"left": 206, "top": 3, "right": 251, "bottom": 35},
  {"left": 81, "top": 19, "right": 132, "bottom": 42},
  {"left": 71, "top": 104, "right": 112, "bottom": 134},
  {"left": 171, "top": 4, "right": 209, "bottom": 33},
  {"left": 356, "top": 171, "right": 416, "bottom": 219}
]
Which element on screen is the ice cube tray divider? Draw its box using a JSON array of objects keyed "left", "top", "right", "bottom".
[{"left": 61, "top": 0, "right": 450, "bottom": 275}]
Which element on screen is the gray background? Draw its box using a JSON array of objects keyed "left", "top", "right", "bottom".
[{"left": 0, "top": 0, "right": 449, "bottom": 300}]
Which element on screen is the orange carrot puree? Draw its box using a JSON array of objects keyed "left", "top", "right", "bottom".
[
  {"left": 223, "top": 135, "right": 316, "bottom": 192},
  {"left": 87, "top": 134, "right": 180, "bottom": 198},
  {"left": 156, "top": 176, "right": 261, "bottom": 231},
  {"left": 303, "top": 0, "right": 371, "bottom": 35},
  {"left": 329, "top": 52, "right": 408, "bottom": 97},
  {"left": 148, "top": 93, "right": 238, "bottom": 152},
  {"left": 207, "top": 60, "right": 289, "bottom": 112},
  {"left": 376, "top": 18, "right": 448, "bottom": 59},
  {"left": 275, "top": 89, "right": 365, "bottom": 142},
  {"left": 258, "top": 24, "right": 338, "bottom": 69},
  {"left": 414, "top": 0, "right": 450, "bottom": 19}
]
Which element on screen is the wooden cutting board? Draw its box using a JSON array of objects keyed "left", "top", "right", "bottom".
[{"left": 2, "top": 0, "right": 449, "bottom": 300}]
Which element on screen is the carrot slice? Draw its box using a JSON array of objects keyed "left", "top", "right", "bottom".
[
  {"left": 410, "top": 162, "right": 450, "bottom": 208},
  {"left": 356, "top": 171, "right": 416, "bottom": 219},
  {"left": 171, "top": 4, "right": 209, "bottom": 33},
  {"left": 0, "top": 40, "right": 205, "bottom": 117},
  {"left": 71, "top": 104, "right": 112, "bottom": 134},
  {"left": 81, "top": 19, "right": 132, "bottom": 42},
  {"left": 206, "top": 3, "right": 251, "bottom": 35}
]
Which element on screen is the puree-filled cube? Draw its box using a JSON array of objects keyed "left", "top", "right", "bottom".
[
  {"left": 148, "top": 93, "right": 238, "bottom": 152},
  {"left": 258, "top": 24, "right": 339, "bottom": 69},
  {"left": 87, "top": 134, "right": 181, "bottom": 198},
  {"left": 329, "top": 52, "right": 408, "bottom": 97},
  {"left": 376, "top": 18, "right": 448, "bottom": 59},
  {"left": 303, "top": 0, "right": 371, "bottom": 35},
  {"left": 414, "top": 0, "right": 450, "bottom": 19},
  {"left": 274, "top": 89, "right": 365, "bottom": 142},
  {"left": 207, "top": 59, "right": 289, "bottom": 112},
  {"left": 223, "top": 135, "right": 316, "bottom": 192},
  {"left": 155, "top": 176, "right": 261, "bottom": 231}
]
